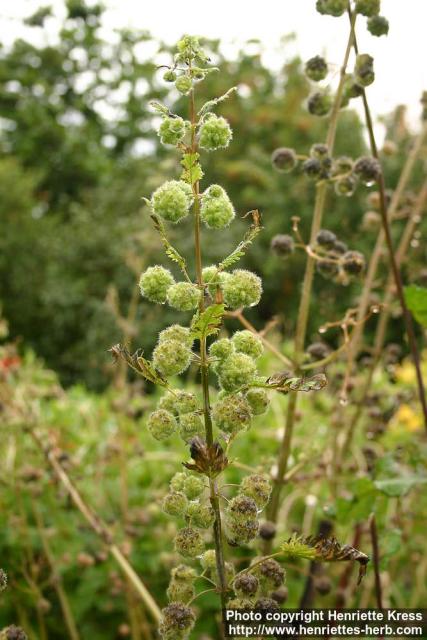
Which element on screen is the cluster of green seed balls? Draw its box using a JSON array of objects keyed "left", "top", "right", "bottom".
[
  {"left": 224, "top": 474, "right": 271, "bottom": 545},
  {"left": 315, "top": 0, "right": 388, "bottom": 37},
  {"left": 227, "top": 555, "right": 286, "bottom": 611},
  {"left": 271, "top": 143, "right": 381, "bottom": 196},
  {"left": 158, "top": 114, "right": 232, "bottom": 152},
  {"left": 146, "top": 329, "right": 270, "bottom": 441}
]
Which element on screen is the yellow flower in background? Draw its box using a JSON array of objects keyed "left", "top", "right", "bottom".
[
  {"left": 394, "top": 351, "right": 427, "bottom": 386},
  {"left": 390, "top": 404, "right": 422, "bottom": 433}
]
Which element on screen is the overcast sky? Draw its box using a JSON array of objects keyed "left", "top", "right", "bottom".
[{"left": 1, "top": 0, "right": 426, "bottom": 135}]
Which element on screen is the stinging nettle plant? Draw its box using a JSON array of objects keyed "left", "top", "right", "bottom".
[{"left": 112, "top": 34, "right": 350, "bottom": 638}]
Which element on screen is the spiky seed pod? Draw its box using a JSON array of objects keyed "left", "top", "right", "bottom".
[
  {"left": 227, "top": 494, "right": 258, "bottom": 524},
  {"left": 341, "top": 250, "right": 366, "bottom": 275},
  {"left": 163, "top": 70, "right": 177, "bottom": 82},
  {"left": 160, "top": 391, "right": 199, "bottom": 415},
  {"left": 310, "top": 143, "right": 329, "bottom": 160},
  {"left": 159, "top": 325, "right": 194, "bottom": 348},
  {"left": 0, "top": 628, "right": 28, "bottom": 640},
  {"left": 147, "top": 409, "right": 177, "bottom": 440},
  {"left": 303, "top": 158, "right": 323, "bottom": 179},
  {"left": 178, "top": 413, "right": 204, "bottom": 442},
  {"left": 200, "top": 549, "right": 217, "bottom": 571},
  {"left": 0, "top": 569, "right": 7, "bottom": 591},
  {"left": 171, "top": 565, "right": 197, "bottom": 582},
  {"left": 316, "top": 0, "right": 347, "bottom": 16},
  {"left": 166, "top": 578, "right": 195, "bottom": 604},
  {"left": 212, "top": 393, "right": 252, "bottom": 434},
  {"left": 271, "top": 147, "right": 297, "bottom": 173},
  {"left": 217, "top": 353, "right": 257, "bottom": 392},
  {"left": 158, "top": 116, "right": 187, "bottom": 146},
  {"left": 259, "top": 521, "right": 277, "bottom": 541},
  {"left": 234, "top": 573, "right": 259, "bottom": 598},
  {"left": 183, "top": 475, "right": 205, "bottom": 499},
  {"left": 353, "top": 156, "right": 381, "bottom": 185},
  {"left": 355, "top": 0, "right": 380, "bottom": 16},
  {"left": 223, "top": 269, "right": 262, "bottom": 309},
  {"left": 307, "top": 342, "right": 331, "bottom": 361},
  {"left": 162, "top": 491, "right": 188, "bottom": 517},
  {"left": 335, "top": 175, "right": 358, "bottom": 197},
  {"left": 170, "top": 472, "right": 187, "bottom": 492},
  {"left": 186, "top": 501, "right": 215, "bottom": 529},
  {"left": 199, "top": 115, "right": 232, "bottom": 151},
  {"left": 174, "top": 527, "right": 204, "bottom": 558},
  {"left": 253, "top": 557, "right": 285, "bottom": 590},
  {"left": 200, "top": 184, "right": 235, "bottom": 229},
  {"left": 367, "top": 15, "right": 389, "bottom": 36},
  {"left": 362, "top": 210, "right": 381, "bottom": 230},
  {"left": 315, "top": 576, "right": 332, "bottom": 595},
  {"left": 271, "top": 585, "right": 289, "bottom": 604},
  {"left": 270, "top": 234, "right": 294, "bottom": 257},
  {"left": 152, "top": 180, "right": 193, "bottom": 223},
  {"left": 167, "top": 283, "right": 201, "bottom": 311},
  {"left": 316, "top": 259, "right": 339, "bottom": 279},
  {"left": 245, "top": 388, "right": 270, "bottom": 416},
  {"left": 305, "top": 56, "right": 328, "bottom": 81},
  {"left": 139, "top": 266, "right": 175, "bottom": 304},
  {"left": 354, "top": 54, "right": 375, "bottom": 87},
  {"left": 152, "top": 340, "right": 192, "bottom": 377},
  {"left": 226, "top": 518, "right": 259, "bottom": 545},
  {"left": 255, "top": 597, "right": 280, "bottom": 613},
  {"left": 240, "top": 474, "right": 271, "bottom": 509},
  {"left": 209, "top": 338, "right": 235, "bottom": 364},
  {"left": 159, "top": 603, "right": 195, "bottom": 640},
  {"left": 307, "top": 91, "right": 332, "bottom": 117},
  {"left": 231, "top": 331, "right": 263, "bottom": 359},
  {"left": 316, "top": 229, "right": 337, "bottom": 249},
  {"left": 175, "top": 75, "right": 193, "bottom": 95}
]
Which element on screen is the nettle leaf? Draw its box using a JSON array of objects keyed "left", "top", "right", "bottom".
[
  {"left": 150, "top": 214, "right": 190, "bottom": 279},
  {"left": 374, "top": 475, "right": 427, "bottom": 497},
  {"left": 109, "top": 344, "right": 168, "bottom": 388},
  {"left": 191, "top": 304, "right": 225, "bottom": 341},
  {"left": 181, "top": 152, "right": 204, "bottom": 185},
  {"left": 280, "top": 534, "right": 317, "bottom": 561},
  {"left": 218, "top": 216, "right": 262, "bottom": 271},
  {"left": 198, "top": 86, "right": 237, "bottom": 117},
  {"left": 266, "top": 372, "right": 327, "bottom": 393},
  {"left": 404, "top": 285, "right": 427, "bottom": 327},
  {"left": 149, "top": 100, "right": 171, "bottom": 116}
]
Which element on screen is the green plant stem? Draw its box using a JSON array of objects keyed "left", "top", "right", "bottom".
[
  {"left": 190, "top": 86, "right": 228, "bottom": 612},
  {"left": 350, "top": 28, "right": 427, "bottom": 433},
  {"left": 266, "top": 11, "right": 357, "bottom": 534}
]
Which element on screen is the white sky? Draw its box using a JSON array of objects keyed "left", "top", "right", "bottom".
[{"left": 1, "top": 0, "right": 427, "bottom": 134}]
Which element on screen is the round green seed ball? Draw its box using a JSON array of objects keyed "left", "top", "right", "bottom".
[
  {"left": 245, "top": 388, "right": 270, "bottom": 415},
  {"left": 152, "top": 180, "right": 193, "bottom": 223},
  {"left": 186, "top": 501, "right": 215, "bottom": 529},
  {"left": 223, "top": 269, "right": 262, "bottom": 309},
  {"left": 158, "top": 116, "right": 187, "bottom": 146},
  {"left": 159, "top": 603, "right": 195, "bottom": 640},
  {"left": 202, "top": 265, "right": 229, "bottom": 298},
  {"left": 212, "top": 393, "right": 253, "bottom": 434},
  {"left": 162, "top": 491, "right": 188, "bottom": 516},
  {"left": 183, "top": 475, "right": 205, "bottom": 499},
  {"left": 178, "top": 412, "right": 204, "bottom": 442},
  {"left": 240, "top": 474, "right": 271, "bottom": 509},
  {"left": 174, "top": 527, "right": 204, "bottom": 557},
  {"left": 305, "top": 56, "right": 328, "bottom": 82},
  {"left": 163, "top": 69, "right": 176, "bottom": 82},
  {"left": 226, "top": 518, "right": 259, "bottom": 546},
  {"left": 175, "top": 75, "right": 193, "bottom": 95},
  {"left": 209, "top": 338, "right": 235, "bottom": 367},
  {"left": 200, "top": 184, "right": 235, "bottom": 229},
  {"left": 170, "top": 472, "right": 187, "bottom": 492},
  {"left": 147, "top": 409, "right": 177, "bottom": 440},
  {"left": 231, "top": 330, "right": 264, "bottom": 359},
  {"left": 307, "top": 91, "right": 333, "bottom": 117},
  {"left": 355, "top": 0, "right": 380, "bottom": 17},
  {"left": 166, "top": 578, "right": 195, "bottom": 604},
  {"left": 139, "top": 266, "right": 175, "bottom": 304},
  {"left": 367, "top": 15, "right": 389, "bottom": 36},
  {"left": 167, "top": 282, "right": 201, "bottom": 311},
  {"left": 158, "top": 324, "right": 194, "bottom": 348},
  {"left": 199, "top": 115, "right": 232, "bottom": 151},
  {"left": 217, "top": 353, "right": 257, "bottom": 392},
  {"left": 152, "top": 339, "right": 192, "bottom": 377}
]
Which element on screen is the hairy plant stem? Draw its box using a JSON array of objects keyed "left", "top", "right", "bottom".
[
  {"left": 265, "top": 12, "right": 357, "bottom": 538},
  {"left": 347, "top": 27, "right": 427, "bottom": 433},
  {"left": 190, "top": 87, "right": 228, "bottom": 612}
]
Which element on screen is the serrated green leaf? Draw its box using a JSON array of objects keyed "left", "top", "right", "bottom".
[
  {"left": 190, "top": 304, "right": 225, "bottom": 341},
  {"left": 150, "top": 214, "right": 190, "bottom": 280},
  {"left": 181, "top": 152, "right": 203, "bottom": 185},
  {"left": 374, "top": 475, "right": 427, "bottom": 497},
  {"left": 404, "top": 285, "right": 427, "bottom": 327},
  {"left": 109, "top": 344, "right": 168, "bottom": 388},
  {"left": 149, "top": 100, "right": 171, "bottom": 115},
  {"left": 198, "top": 87, "right": 237, "bottom": 117},
  {"left": 218, "top": 218, "right": 262, "bottom": 271}
]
